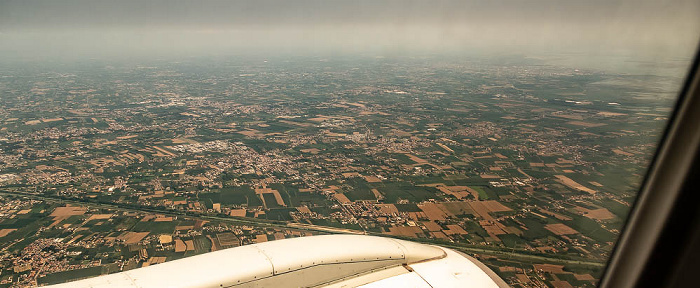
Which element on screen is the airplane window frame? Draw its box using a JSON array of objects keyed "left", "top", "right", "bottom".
[{"left": 599, "top": 45, "right": 700, "bottom": 288}]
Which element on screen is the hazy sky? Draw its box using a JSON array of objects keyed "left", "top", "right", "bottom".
[{"left": 1, "top": 0, "right": 698, "bottom": 61}]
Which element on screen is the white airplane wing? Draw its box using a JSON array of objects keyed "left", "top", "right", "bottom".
[{"left": 45, "top": 235, "right": 508, "bottom": 288}]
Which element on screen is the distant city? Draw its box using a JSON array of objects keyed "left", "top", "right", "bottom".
[{"left": 0, "top": 55, "right": 678, "bottom": 287}]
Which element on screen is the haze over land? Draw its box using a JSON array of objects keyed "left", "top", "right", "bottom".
[{"left": 1, "top": 0, "right": 698, "bottom": 65}]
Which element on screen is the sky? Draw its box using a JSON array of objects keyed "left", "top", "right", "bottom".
[{"left": 0, "top": 0, "right": 698, "bottom": 62}]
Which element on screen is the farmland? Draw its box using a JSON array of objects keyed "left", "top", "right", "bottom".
[{"left": 0, "top": 53, "right": 679, "bottom": 287}]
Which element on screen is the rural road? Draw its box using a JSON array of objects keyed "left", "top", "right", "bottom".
[{"left": 0, "top": 190, "right": 605, "bottom": 268}]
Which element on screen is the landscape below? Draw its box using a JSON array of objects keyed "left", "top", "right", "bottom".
[{"left": 0, "top": 55, "right": 678, "bottom": 287}]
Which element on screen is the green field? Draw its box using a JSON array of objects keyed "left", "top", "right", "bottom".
[{"left": 38, "top": 266, "right": 103, "bottom": 285}]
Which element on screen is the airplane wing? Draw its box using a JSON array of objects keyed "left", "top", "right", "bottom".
[{"left": 45, "top": 235, "right": 508, "bottom": 288}]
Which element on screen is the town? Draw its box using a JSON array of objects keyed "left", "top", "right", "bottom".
[{"left": 0, "top": 54, "right": 676, "bottom": 287}]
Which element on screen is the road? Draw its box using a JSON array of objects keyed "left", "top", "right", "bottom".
[{"left": 0, "top": 190, "right": 605, "bottom": 268}]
